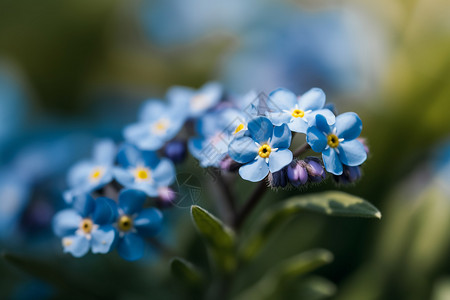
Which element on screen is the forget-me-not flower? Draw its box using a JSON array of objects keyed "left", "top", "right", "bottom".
[
  {"left": 124, "top": 100, "right": 187, "bottom": 151},
  {"left": 167, "top": 82, "right": 222, "bottom": 118},
  {"left": 228, "top": 117, "right": 293, "bottom": 182},
  {"left": 113, "top": 189, "right": 163, "bottom": 261},
  {"left": 66, "top": 139, "right": 116, "bottom": 194},
  {"left": 114, "top": 144, "right": 176, "bottom": 197},
  {"left": 266, "top": 88, "right": 335, "bottom": 133},
  {"left": 306, "top": 113, "right": 367, "bottom": 175},
  {"left": 53, "top": 194, "right": 118, "bottom": 257}
]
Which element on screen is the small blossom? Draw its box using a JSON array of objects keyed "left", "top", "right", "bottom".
[
  {"left": 52, "top": 194, "right": 118, "bottom": 258},
  {"left": 266, "top": 88, "right": 335, "bottom": 133},
  {"left": 304, "top": 157, "right": 326, "bottom": 182},
  {"left": 114, "top": 144, "right": 176, "bottom": 197},
  {"left": 114, "top": 189, "right": 163, "bottom": 261},
  {"left": 229, "top": 117, "right": 293, "bottom": 182},
  {"left": 307, "top": 113, "right": 367, "bottom": 175}
]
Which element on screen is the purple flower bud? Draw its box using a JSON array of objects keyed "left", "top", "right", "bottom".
[
  {"left": 333, "top": 166, "right": 362, "bottom": 184},
  {"left": 158, "top": 187, "right": 176, "bottom": 207},
  {"left": 268, "top": 168, "right": 287, "bottom": 188},
  {"left": 220, "top": 156, "right": 242, "bottom": 172},
  {"left": 164, "top": 140, "right": 187, "bottom": 164},
  {"left": 305, "top": 157, "right": 326, "bottom": 182},
  {"left": 286, "top": 161, "right": 308, "bottom": 187}
]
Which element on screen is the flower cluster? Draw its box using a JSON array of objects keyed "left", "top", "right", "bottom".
[{"left": 53, "top": 82, "right": 368, "bottom": 260}]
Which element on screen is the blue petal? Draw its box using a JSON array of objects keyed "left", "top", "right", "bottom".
[
  {"left": 133, "top": 183, "right": 159, "bottom": 197},
  {"left": 335, "top": 112, "right": 362, "bottom": 141},
  {"left": 138, "top": 100, "right": 168, "bottom": 122},
  {"left": 189, "top": 82, "right": 222, "bottom": 117},
  {"left": 134, "top": 136, "right": 165, "bottom": 151},
  {"left": 117, "top": 144, "right": 142, "bottom": 168},
  {"left": 315, "top": 114, "right": 332, "bottom": 134},
  {"left": 266, "top": 111, "right": 291, "bottom": 126},
  {"left": 239, "top": 157, "right": 270, "bottom": 182},
  {"left": 268, "top": 149, "right": 293, "bottom": 173},
  {"left": 118, "top": 189, "right": 147, "bottom": 215},
  {"left": 287, "top": 117, "right": 309, "bottom": 133},
  {"left": 298, "top": 88, "right": 326, "bottom": 111},
  {"left": 113, "top": 167, "right": 135, "bottom": 187},
  {"left": 134, "top": 208, "right": 163, "bottom": 237},
  {"left": 248, "top": 117, "right": 273, "bottom": 144},
  {"left": 167, "top": 86, "right": 195, "bottom": 112},
  {"left": 152, "top": 158, "right": 176, "bottom": 187},
  {"left": 92, "top": 139, "right": 116, "bottom": 165},
  {"left": 53, "top": 209, "right": 81, "bottom": 237},
  {"left": 91, "top": 225, "right": 117, "bottom": 254},
  {"left": 338, "top": 140, "right": 367, "bottom": 166},
  {"left": 118, "top": 233, "right": 145, "bottom": 261},
  {"left": 271, "top": 124, "right": 292, "bottom": 149},
  {"left": 268, "top": 88, "right": 297, "bottom": 111},
  {"left": 72, "top": 194, "right": 95, "bottom": 218},
  {"left": 63, "top": 234, "right": 90, "bottom": 258},
  {"left": 228, "top": 136, "right": 258, "bottom": 164},
  {"left": 123, "top": 123, "right": 151, "bottom": 144},
  {"left": 93, "top": 197, "right": 118, "bottom": 225},
  {"left": 308, "top": 109, "right": 336, "bottom": 126},
  {"left": 322, "top": 148, "right": 343, "bottom": 175},
  {"left": 67, "top": 161, "right": 93, "bottom": 189},
  {"left": 306, "top": 127, "right": 328, "bottom": 153},
  {"left": 141, "top": 151, "right": 160, "bottom": 169}
]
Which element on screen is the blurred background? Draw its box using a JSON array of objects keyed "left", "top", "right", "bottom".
[{"left": 0, "top": 0, "right": 449, "bottom": 299}]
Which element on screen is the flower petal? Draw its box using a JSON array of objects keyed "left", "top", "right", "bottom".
[
  {"left": 315, "top": 114, "right": 332, "bottom": 134},
  {"left": 133, "top": 183, "right": 159, "bottom": 197},
  {"left": 67, "top": 161, "right": 93, "bottom": 189},
  {"left": 117, "top": 144, "right": 142, "bottom": 168},
  {"left": 72, "top": 194, "right": 95, "bottom": 218},
  {"left": 118, "top": 189, "right": 147, "bottom": 215},
  {"left": 308, "top": 109, "right": 336, "bottom": 126},
  {"left": 268, "top": 149, "right": 293, "bottom": 173},
  {"left": 113, "top": 167, "right": 135, "bottom": 187},
  {"left": 141, "top": 151, "right": 160, "bottom": 169},
  {"left": 271, "top": 124, "right": 292, "bottom": 149},
  {"left": 134, "top": 208, "right": 163, "bottom": 237},
  {"left": 63, "top": 234, "right": 90, "bottom": 258},
  {"left": 152, "top": 158, "right": 176, "bottom": 187},
  {"left": 338, "top": 140, "right": 367, "bottom": 166},
  {"left": 91, "top": 225, "right": 117, "bottom": 254},
  {"left": 118, "top": 233, "right": 145, "bottom": 261},
  {"left": 306, "top": 127, "right": 328, "bottom": 153},
  {"left": 287, "top": 117, "right": 309, "bottom": 133},
  {"left": 238, "top": 157, "right": 270, "bottom": 182},
  {"left": 266, "top": 111, "right": 291, "bottom": 126},
  {"left": 322, "top": 148, "right": 343, "bottom": 175},
  {"left": 92, "top": 139, "right": 116, "bottom": 165},
  {"left": 53, "top": 209, "right": 81, "bottom": 237},
  {"left": 268, "top": 88, "right": 297, "bottom": 111},
  {"left": 228, "top": 136, "right": 258, "bottom": 164},
  {"left": 138, "top": 100, "right": 168, "bottom": 122},
  {"left": 335, "top": 112, "right": 362, "bottom": 141},
  {"left": 248, "top": 117, "right": 273, "bottom": 144},
  {"left": 298, "top": 88, "right": 326, "bottom": 111},
  {"left": 93, "top": 197, "right": 118, "bottom": 225}
]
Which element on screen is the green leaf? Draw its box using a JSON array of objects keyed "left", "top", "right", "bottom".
[
  {"left": 190, "top": 205, "right": 236, "bottom": 273},
  {"left": 234, "top": 249, "right": 333, "bottom": 300},
  {"left": 170, "top": 257, "right": 204, "bottom": 287},
  {"left": 241, "top": 191, "right": 381, "bottom": 261},
  {"left": 292, "top": 276, "right": 337, "bottom": 300}
]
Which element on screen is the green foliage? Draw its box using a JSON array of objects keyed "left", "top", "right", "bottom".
[
  {"left": 191, "top": 205, "right": 236, "bottom": 273},
  {"left": 241, "top": 191, "right": 381, "bottom": 261},
  {"left": 234, "top": 249, "right": 334, "bottom": 300},
  {"left": 170, "top": 257, "right": 204, "bottom": 287}
]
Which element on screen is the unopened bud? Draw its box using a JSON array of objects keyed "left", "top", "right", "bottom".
[
  {"left": 164, "top": 140, "right": 187, "bottom": 164},
  {"left": 158, "top": 187, "right": 176, "bottom": 207},
  {"left": 268, "top": 168, "right": 288, "bottom": 188},
  {"left": 286, "top": 160, "right": 308, "bottom": 187},
  {"left": 305, "top": 157, "right": 326, "bottom": 182},
  {"left": 333, "top": 166, "right": 362, "bottom": 184},
  {"left": 220, "top": 156, "right": 242, "bottom": 172}
]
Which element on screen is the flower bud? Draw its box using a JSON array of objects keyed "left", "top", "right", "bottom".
[
  {"left": 304, "top": 157, "right": 326, "bottom": 182},
  {"left": 164, "top": 140, "right": 187, "bottom": 164},
  {"left": 333, "top": 166, "right": 362, "bottom": 184},
  {"left": 158, "top": 187, "right": 177, "bottom": 207},
  {"left": 286, "top": 160, "right": 308, "bottom": 187},
  {"left": 220, "top": 156, "right": 242, "bottom": 172},
  {"left": 268, "top": 168, "right": 288, "bottom": 188}
]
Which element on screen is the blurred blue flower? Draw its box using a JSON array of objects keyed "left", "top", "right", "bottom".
[
  {"left": 66, "top": 139, "right": 116, "bottom": 197},
  {"left": 189, "top": 107, "right": 244, "bottom": 167},
  {"left": 114, "top": 144, "right": 175, "bottom": 197},
  {"left": 124, "top": 100, "right": 187, "bottom": 151},
  {"left": 53, "top": 194, "right": 118, "bottom": 257},
  {"left": 167, "top": 82, "right": 223, "bottom": 118},
  {"left": 266, "top": 88, "right": 335, "bottom": 133},
  {"left": 307, "top": 113, "right": 367, "bottom": 175},
  {"left": 229, "top": 117, "right": 293, "bottom": 182},
  {"left": 114, "top": 189, "right": 163, "bottom": 261}
]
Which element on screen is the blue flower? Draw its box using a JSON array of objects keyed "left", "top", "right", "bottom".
[
  {"left": 266, "top": 88, "right": 335, "bottom": 133},
  {"left": 52, "top": 194, "right": 118, "bottom": 257},
  {"left": 66, "top": 139, "right": 116, "bottom": 195},
  {"left": 114, "top": 144, "right": 176, "bottom": 197},
  {"left": 306, "top": 113, "right": 367, "bottom": 175},
  {"left": 229, "top": 117, "right": 293, "bottom": 182},
  {"left": 167, "top": 82, "right": 222, "bottom": 118},
  {"left": 124, "top": 100, "right": 186, "bottom": 151},
  {"left": 189, "top": 107, "right": 244, "bottom": 167},
  {"left": 114, "top": 189, "right": 163, "bottom": 261}
]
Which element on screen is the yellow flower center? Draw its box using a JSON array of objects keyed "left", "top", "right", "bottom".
[
  {"left": 118, "top": 215, "right": 133, "bottom": 232},
  {"left": 80, "top": 218, "right": 94, "bottom": 234},
  {"left": 291, "top": 109, "right": 305, "bottom": 118},
  {"left": 233, "top": 123, "right": 245, "bottom": 134},
  {"left": 152, "top": 119, "right": 170, "bottom": 135},
  {"left": 258, "top": 144, "right": 272, "bottom": 158},
  {"left": 134, "top": 167, "right": 151, "bottom": 182},
  {"left": 327, "top": 134, "right": 340, "bottom": 148},
  {"left": 89, "top": 167, "right": 103, "bottom": 182}
]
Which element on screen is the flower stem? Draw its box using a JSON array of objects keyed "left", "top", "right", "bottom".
[{"left": 293, "top": 142, "right": 311, "bottom": 157}]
